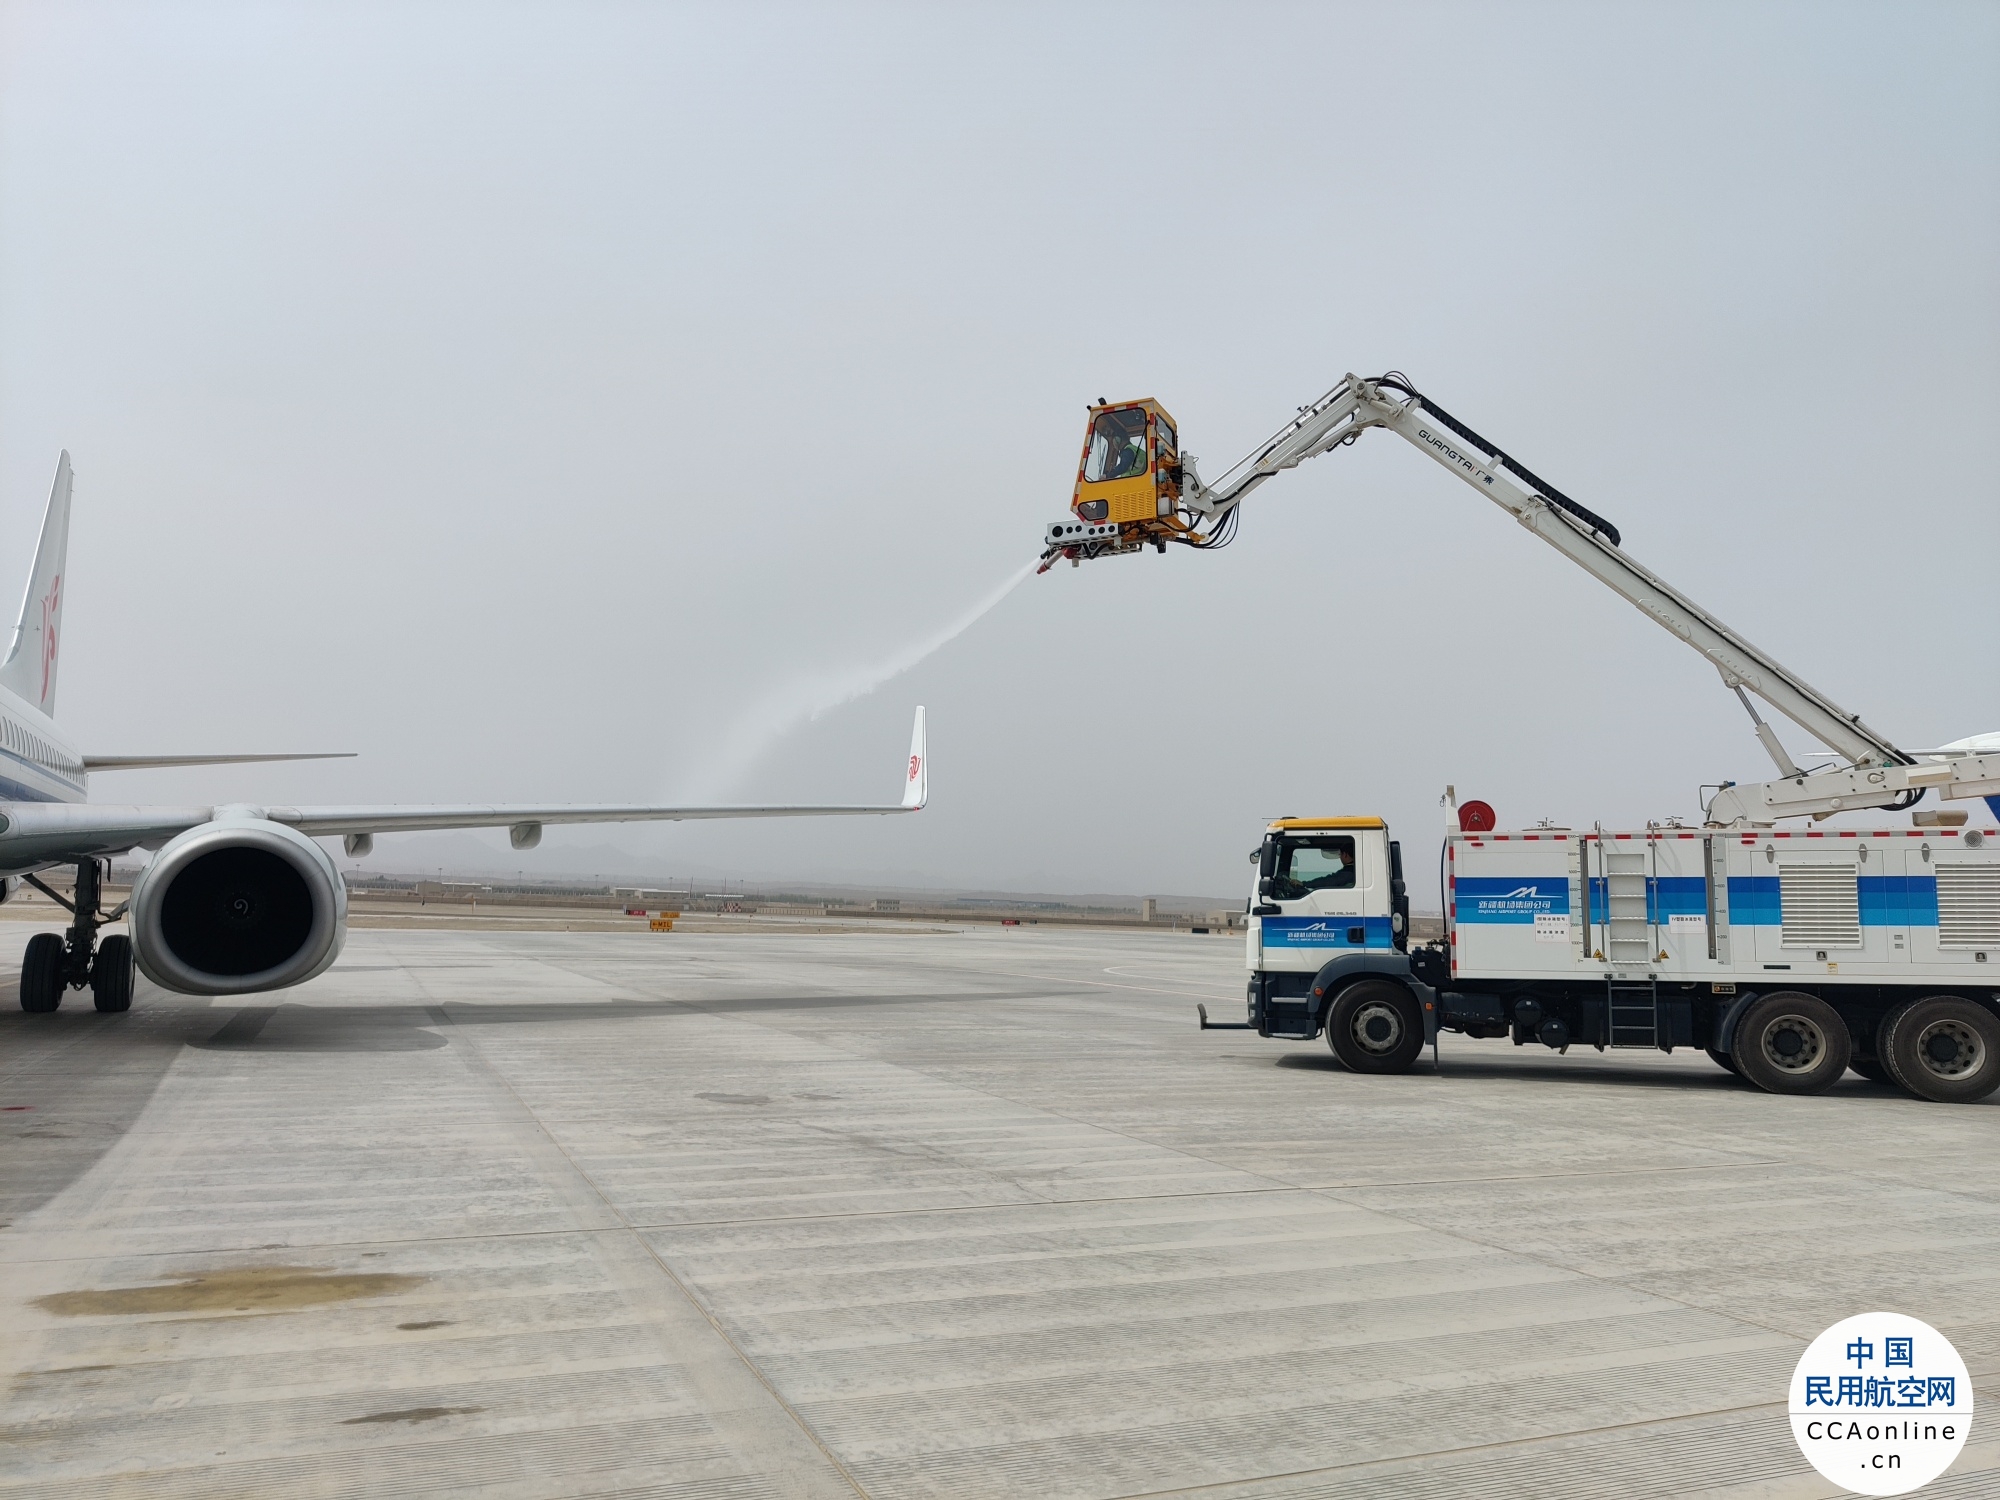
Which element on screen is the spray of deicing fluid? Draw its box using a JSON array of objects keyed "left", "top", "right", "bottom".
[{"left": 675, "top": 558, "right": 1038, "bottom": 800}]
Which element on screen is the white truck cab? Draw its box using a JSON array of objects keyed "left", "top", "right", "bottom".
[
  {"left": 1246, "top": 818, "right": 1416, "bottom": 1053},
  {"left": 1249, "top": 818, "right": 1405, "bottom": 965}
]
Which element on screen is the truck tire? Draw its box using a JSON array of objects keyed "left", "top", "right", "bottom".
[
  {"left": 1731, "top": 991, "right": 1850, "bottom": 1096},
  {"left": 1325, "top": 980, "right": 1424, "bottom": 1074},
  {"left": 1878, "top": 995, "right": 2000, "bottom": 1104},
  {"left": 1705, "top": 1047, "right": 1739, "bottom": 1077}
]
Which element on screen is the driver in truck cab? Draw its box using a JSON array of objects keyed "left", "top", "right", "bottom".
[
  {"left": 1312, "top": 844, "right": 1355, "bottom": 890},
  {"left": 1270, "top": 838, "right": 1355, "bottom": 900}
]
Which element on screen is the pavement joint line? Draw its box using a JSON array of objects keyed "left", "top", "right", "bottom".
[
  {"left": 0, "top": 1153, "right": 1815, "bottom": 1266},
  {"left": 1299, "top": 1172, "right": 1819, "bottom": 1350},
  {"left": 961, "top": 964, "right": 1244, "bottom": 1003},
  {"left": 1119, "top": 1400, "right": 2000, "bottom": 1499},
  {"left": 414, "top": 995, "right": 873, "bottom": 1500},
  {"left": 1112, "top": 1395, "right": 1804, "bottom": 1498},
  {"left": 449, "top": 947, "right": 1100, "bottom": 1017}
]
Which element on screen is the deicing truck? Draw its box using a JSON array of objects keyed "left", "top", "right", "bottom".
[{"left": 1040, "top": 372, "right": 2000, "bottom": 1103}]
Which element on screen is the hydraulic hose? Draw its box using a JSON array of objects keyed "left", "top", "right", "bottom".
[{"left": 1373, "top": 375, "right": 1623, "bottom": 547}]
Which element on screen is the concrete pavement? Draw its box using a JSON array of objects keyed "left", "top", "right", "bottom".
[{"left": 2, "top": 923, "right": 1993, "bottom": 1498}]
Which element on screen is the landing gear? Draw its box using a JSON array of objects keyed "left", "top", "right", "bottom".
[{"left": 16, "top": 858, "right": 132, "bottom": 1014}]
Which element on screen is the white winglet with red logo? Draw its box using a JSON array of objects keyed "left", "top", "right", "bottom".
[
  {"left": 0, "top": 452, "right": 71, "bottom": 717},
  {"left": 901, "top": 706, "right": 928, "bottom": 810}
]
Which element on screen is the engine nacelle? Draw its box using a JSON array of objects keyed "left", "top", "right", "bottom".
[{"left": 130, "top": 816, "right": 346, "bottom": 995}]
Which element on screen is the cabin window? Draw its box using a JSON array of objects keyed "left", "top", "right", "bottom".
[
  {"left": 1268, "top": 836, "right": 1357, "bottom": 900},
  {"left": 1083, "top": 407, "right": 1149, "bottom": 483}
]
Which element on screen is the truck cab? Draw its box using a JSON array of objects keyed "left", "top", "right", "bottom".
[{"left": 1247, "top": 817, "right": 1410, "bottom": 1039}]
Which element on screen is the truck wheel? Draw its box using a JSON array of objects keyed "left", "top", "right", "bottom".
[
  {"left": 19, "top": 932, "right": 65, "bottom": 1013},
  {"left": 1731, "top": 991, "right": 1850, "bottom": 1096},
  {"left": 1704, "top": 1047, "right": 1739, "bottom": 1077},
  {"left": 1878, "top": 995, "right": 2000, "bottom": 1104},
  {"left": 1325, "top": 980, "right": 1424, "bottom": 1074}
]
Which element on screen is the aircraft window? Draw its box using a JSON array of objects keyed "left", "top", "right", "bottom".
[
  {"left": 1156, "top": 416, "right": 1176, "bottom": 456},
  {"left": 1268, "top": 835, "right": 1357, "bottom": 901},
  {"left": 1083, "top": 407, "right": 1150, "bottom": 483}
]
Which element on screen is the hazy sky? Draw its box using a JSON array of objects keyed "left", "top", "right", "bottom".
[{"left": 1, "top": 2, "right": 1995, "bottom": 899}]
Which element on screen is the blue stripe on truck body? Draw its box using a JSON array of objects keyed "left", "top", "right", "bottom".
[{"left": 1261, "top": 916, "right": 1396, "bottom": 949}]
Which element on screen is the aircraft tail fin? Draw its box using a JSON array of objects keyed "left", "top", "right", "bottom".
[{"left": 0, "top": 453, "right": 73, "bottom": 717}]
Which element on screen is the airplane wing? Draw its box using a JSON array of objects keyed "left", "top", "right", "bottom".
[
  {"left": 83, "top": 753, "right": 357, "bottom": 771},
  {"left": 0, "top": 709, "right": 926, "bottom": 866}
]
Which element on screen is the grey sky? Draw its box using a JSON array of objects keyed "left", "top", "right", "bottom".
[{"left": 1, "top": 2, "right": 1994, "bottom": 899}]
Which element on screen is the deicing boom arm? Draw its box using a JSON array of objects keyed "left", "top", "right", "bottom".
[
  {"left": 1189, "top": 374, "right": 1904, "bottom": 770},
  {"left": 1171, "top": 375, "right": 2000, "bottom": 823}
]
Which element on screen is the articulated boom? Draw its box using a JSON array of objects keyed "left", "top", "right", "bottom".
[{"left": 1040, "top": 373, "right": 2000, "bottom": 827}]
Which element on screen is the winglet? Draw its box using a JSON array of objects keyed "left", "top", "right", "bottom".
[{"left": 901, "top": 706, "right": 927, "bottom": 810}]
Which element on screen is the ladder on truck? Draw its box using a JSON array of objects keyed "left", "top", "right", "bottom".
[{"left": 1597, "top": 839, "right": 1660, "bottom": 1048}]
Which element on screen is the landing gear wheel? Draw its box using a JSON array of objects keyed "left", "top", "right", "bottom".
[
  {"left": 19, "top": 931, "right": 66, "bottom": 1013},
  {"left": 92, "top": 934, "right": 134, "bottom": 1014},
  {"left": 1848, "top": 1057, "right": 1893, "bottom": 1086},
  {"left": 1879, "top": 995, "right": 2000, "bottom": 1103},
  {"left": 1705, "top": 1047, "right": 1739, "bottom": 1077},
  {"left": 1325, "top": 980, "right": 1425, "bottom": 1074},
  {"left": 1731, "top": 991, "right": 1850, "bottom": 1095}
]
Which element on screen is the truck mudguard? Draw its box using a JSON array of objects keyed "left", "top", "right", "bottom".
[
  {"left": 1713, "top": 989, "right": 1762, "bottom": 1056},
  {"left": 1308, "top": 952, "right": 1440, "bottom": 1043}
]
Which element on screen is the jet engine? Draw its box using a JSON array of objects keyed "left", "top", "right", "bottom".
[{"left": 129, "top": 817, "right": 346, "bottom": 995}]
